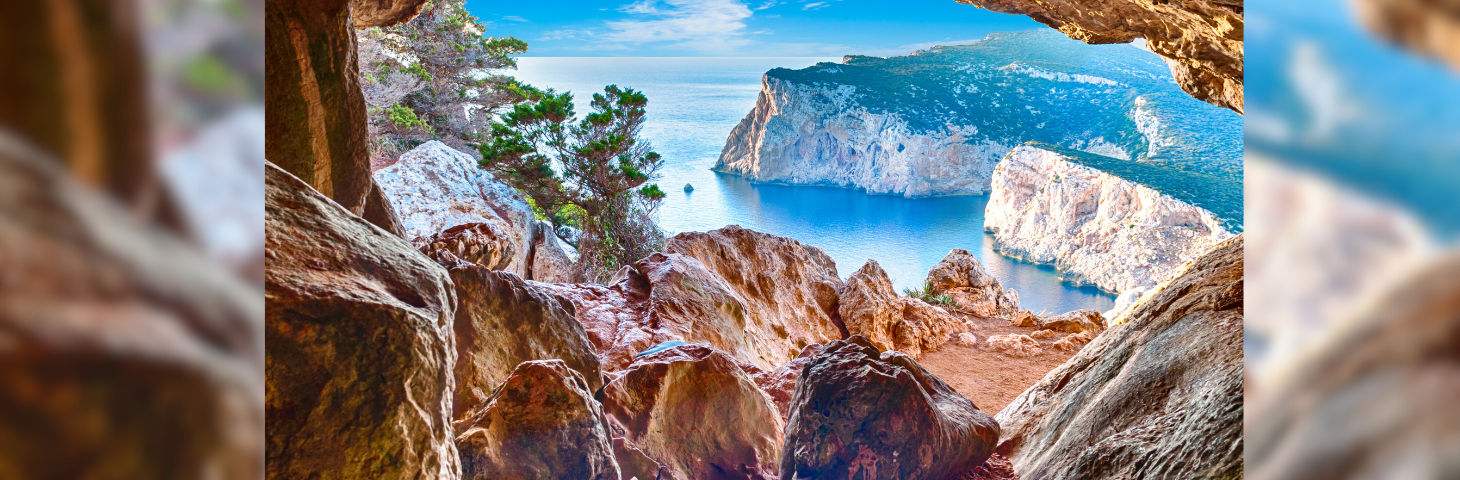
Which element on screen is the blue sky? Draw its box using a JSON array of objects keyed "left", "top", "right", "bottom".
[{"left": 465, "top": 0, "right": 1046, "bottom": 57}]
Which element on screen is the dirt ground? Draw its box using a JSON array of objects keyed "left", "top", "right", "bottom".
[{"left": 918, "top": 312, "right": 1081, "bottom": 416}]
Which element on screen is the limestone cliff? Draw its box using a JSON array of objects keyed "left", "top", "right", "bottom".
[
  {"left": 984, "top": 142, "right": 1237, "bottom": 294},
  {"left": 953, "top": 0, "right": 1244, "bottom": 113},
  {"left": 714, "top": 30, "right": 1241, "bottom": 197}
]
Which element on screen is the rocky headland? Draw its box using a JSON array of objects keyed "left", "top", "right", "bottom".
[
  {"left": 714, "top": 30, "right": 1241, "bottom": 197},
  {"left": 983, "top": 141, "right": 1237, "bottom": 295}
]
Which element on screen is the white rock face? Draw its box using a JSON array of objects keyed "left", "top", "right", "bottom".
[
  {"left": 714, "top": 76, "right": 1010, "bottom": 197},
  {"left": 984, "top": 143, "right": 1233, "bottom": 294},
  {"left": 373, "top": 141, "right": 538, "bottom": 277}
]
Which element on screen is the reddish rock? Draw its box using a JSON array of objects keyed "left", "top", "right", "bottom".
[
  {"left": 614, "top": 438, "right": 669, "bottom": 480},
  {"left": 448, "top": 266, "right": 602, "bottom": 425},
  {"left": 544, "top": 248, "right": 841, "bottom": 372},
  {"left": 761, "top": 344, "right": 825, "bottom": 419},
  {"left": 996, "top": 236, "right": 1243, "bottom": 479},
  {"left": 926, "top": 249, "right": 1021, "bottom": 317},
  {"left": 265, "top": 162, "right": 458, "bottom": 479},
  {"left": 455, "top": 360, "right": 618, "bottom": 480},
  {"left": 0, "top": 132, "right": 261, "bottom": 478},
  {"left": 666, "top": 226, "right": 848, "bottom": 352},
  {"left": 840, "top": 260, "right": 968, "bottom": 358},
  {"left": 414, "top": 222, "right": 516, "bottom": 270},
  {"left": 781, "top": 335, "right": 1000, "bottom": 480},
  {"left": 602, "top": 344, "right": 784, "bottom": 480}
]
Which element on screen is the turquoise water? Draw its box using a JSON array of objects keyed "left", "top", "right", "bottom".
[{"left": 513, "top": 56, "right": 1114, "bottom": 314}]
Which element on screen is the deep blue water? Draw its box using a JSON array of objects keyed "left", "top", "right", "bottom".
[{"left": 514, "top": 56, "right": 1115, "bottom": 314}]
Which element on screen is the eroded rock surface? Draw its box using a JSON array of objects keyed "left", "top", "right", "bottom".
[
  {"left": 530, "top": 219, "right": 582, "bottom": 283},
  {"left": 374, "top": 140, "right": 538, "bottom": 277},
  {"left": 762, "top": 344, "right": 825, "bottom": 419},
  {"left": 984, "top": 142, "right": 1234, "bottom": 294},
  {"left": 414, "top": 222, "right": 516, "bottom": 270},
  {"left": 602, "top": 344, "right": 784, "bottom": 480},
  {"left": 264, "top": 162, "right": 459, "bottom": 479},
  {"left": 994, "top": 236, "right": 1243, "bottom": 479},
  {"left": 448, "top": 266, "right": 602, "bottom": 424},
  {"left": 840, "top": 260, "right": 967, "bottom": 359},
  {"left": 1035, "top": 310, "right": 1104, "bottom": 333},
  {"left": 781, "top": 336, "right": 1000, "bottom": 480},
  {"left": 953, "top": 0, "right": 1244, "bottom": 113},
  {"left": 455, "top": 360, "right": 618, "bottom": 480},
  {"left": 545, "top": 228, "right": 847, "bottom": 372},
  {"left": 926, "top": 249, "right": 1021, "bottom": 317},
  {"left": 0, "top": 135, "right": 262, "bottom": 479}
]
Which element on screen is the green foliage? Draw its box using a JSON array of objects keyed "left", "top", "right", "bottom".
[
  {"left": 357, "top": 0, "right": 532, "bottom": 160},
  {"left": 384, "top": 103, "right": 431, "bottom": 132},
  {"left": 479, "top": 85, "right": 666, "bottom": 281},
  {"left": 903, "top": 280, "right": 956, "bottom": 308}
]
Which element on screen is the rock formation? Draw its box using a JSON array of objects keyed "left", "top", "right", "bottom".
[
  {"left": 455, "top": 360, "right": 619, "bottom": 480},
  {"left": 264, "top": 162, "right": 459, "bottom": 479},
  {"left": 781, "top": 336, "right": 1000, "bottom": 480},
  {"left": 1246, "top": 249, "right": 1460, "bottom": 480},
  {"left": 761, "top": 344, "right": 825, "bottom": 419},
  {"left": 1034, "top": 309, "right": 1104, "bottom": 333},
  {"left": 448, "top": 266, "right": 603, "bottom": 424},
  {"left": 953, "top": 0, "right": 1244, "bottom": 113},
  {"left": 0, "top": 132, "right": 262, "bottom": 479},
  {"left": 266, "top": 0, "right": 425, "bottom": 231},
  {"left": 715, "top": 31, "right": 1241, "bottom": 197},
  {"left": 665, "top": 225, "right": 847, "bottom": 341},
  {"left": 530, "top": 219, "right": 582, "bottom": 283},
  {"left": 840, "top": 260, "right": 967, "bottom": 358},
  {"left": 1353, "top": 0, "right": 1460, "bottom": 72},
  {"left": 601, "top": 344, "right": 784, "bottom": 480},
  {"left": 414, "top": 222, "right": 516, "bottom": 269},
  {"left": 994, "top": 235, "right": 1243, "bottom": 479},
  {"left": 374, "top": 140, "right": 539, "bottom": 276},
  {"left": 984, "top": 142, "right": 1235, "bottom": 293},
  {"left": 986, "top": 334, "right": 1043, "bottom": 358},
  {"left": 925, "top": 249, "right": 1021, "bottom": 317},
  {"left": 545, "top": 227, "right": 847, "bottom": 372}
]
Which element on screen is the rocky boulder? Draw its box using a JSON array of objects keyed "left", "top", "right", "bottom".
[
  {"left": 1034, "top": 309, "right": 1104, "bottom": 333},
  {"left": 264, "top": 162, "right": 459, "bottom": 479},
  {"left": 448, "top": 266, "right": 602, "bottom": 424},
  {"left": 986, "top": 334, "right": 1043, "bottom": 358},
  {"left": 925, "top": 249, "right": 1021, "bottom": 317},
  {"left": 373, "top": 140, "right": 538, "bottom": 277},
  {"left": 666, "top": 226, "right": 847, "bottom": 347},
  {"left": 840, "top": 260, "right": 968, "bottom": 358},
  {"left": 413, "top": 221, "right": 516, "bottom": 269},
  {"left": 761, "top": 344, "right": 825, "bottom": 419},
  {"left": 455, "top": 360, "right": 618, "bottom": 480},
  {"left": 994, "top": 236, "right": 1243, "bottom": 479},
  {"left": 952, "top": 0, "right": 1243, "bottom": 113},
  {"left": 0, "top": 136, "right": 262, "bottom": 478},
  {"left": 601, "top": 344, "right": 784, "bottom": 480},
  {"left": 543, "top": 243, "right": 845, "bottom": 372},
  {"left": 781, "top": 335, "right": 1000, "bottom": 480},
  {"left": 530, "top": 219, "right": 581, "bottom": 283}
]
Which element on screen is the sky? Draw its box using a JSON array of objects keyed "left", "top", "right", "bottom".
[{"left": 464, "top": 0, "right": 1046, "bottom": 57}]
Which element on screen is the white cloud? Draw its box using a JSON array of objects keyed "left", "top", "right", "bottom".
[
  {"left": 754, "top": 1, "right": 783, "bottom": 10},
  {"left": 501, "top": 15, "right": 530, "bottom": 22},
  {"left": 802, "top": 2, "right": 828, "bottom": 10},
  {"left": 601, "top": 0, "right": 755, "bottom": 53}
]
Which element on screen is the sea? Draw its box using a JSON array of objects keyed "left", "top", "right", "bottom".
[{"left": 513, "top": 56, "right": 1115, "bottom": 315}]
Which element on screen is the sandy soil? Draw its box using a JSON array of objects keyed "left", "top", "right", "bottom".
[{"left": 918, "top": 312, "right": 1081, "bottom": 416}]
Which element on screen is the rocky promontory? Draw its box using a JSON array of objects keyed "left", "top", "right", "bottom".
[
  {"left": 714, "top": 30, "right": 1241, "bottom": 197},
  {"left": 984, "top": 142, "right": 1237, "bottom": 294}
]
